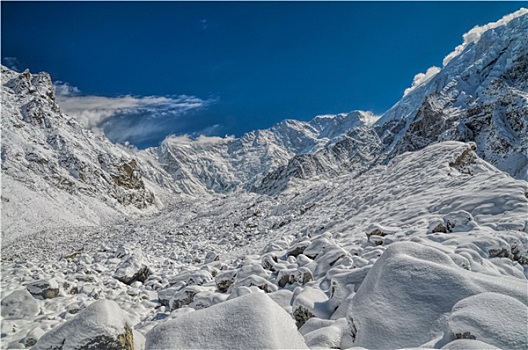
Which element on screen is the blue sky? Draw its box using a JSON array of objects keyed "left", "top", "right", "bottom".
[{"left": 1, "top": 1, "right": 523, "bottom": 148}]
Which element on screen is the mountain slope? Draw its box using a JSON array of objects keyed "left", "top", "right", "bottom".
[
  {"left": 1, "top": 66, "right": 178, "bottom": 241},
  {"left": 376, "top": 8, "right": 528, "bottom": 179}
]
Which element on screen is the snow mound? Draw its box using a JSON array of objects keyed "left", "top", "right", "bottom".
[
  {"left": 348, "top": 241, "right": 527, "bottom": 349},
  {"left": 145, "top": 292, "right": 307, "bottom": 349},
  {"left": 1, "top": 289, "right": 39, "bottom": 320},
  {"left": 34, "top": 299, "right": 134, "bottom": 350},
  {"left": 448, "top": 292, "right": 528, "bottom": 349},
  {"left": 441, "top": 339, "right": 499, "bottom": 350}
]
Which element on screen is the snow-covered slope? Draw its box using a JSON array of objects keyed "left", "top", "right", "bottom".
[
  {"left": 2, "top": 142, "right": 527, "bottom": 349},
  {"left": 1, "top": 66, "right": 178, "bottom": 241},
  {"left": 376, "top": 9, "right": 528, "bottom": 179}
]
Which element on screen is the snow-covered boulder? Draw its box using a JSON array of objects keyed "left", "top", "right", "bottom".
[
  {"left": 26, "top": 279, "right": 60, "bottom": 299},
  {"left": 114, "top": 252, "right": 150, "bottom": 285},
  {"left": 448, "top": 292, "right": 528, "bottom": 349},
  {"left": 145, "top": 292, "right": 308, "bottom": 349},
  {"left": 441, "top": 339, "right": 499, "bottom": 349},
  {"left": 215, "top": 269, "right": 237, "bottom": 292},
  {"left": 33, "top": 299, "right": 134, "bottom": 350},
  {"left": 348, "top": 241, "right": 527, "bottom": 349},
  {"left": 292, "top": 286, "right": 332, "bottom": 326},
  {"left": 24, "top": 327, "right": 45, "bottom": 347},
  {"left": 1, "top": 289, "right": 39, "bottom": 319}
]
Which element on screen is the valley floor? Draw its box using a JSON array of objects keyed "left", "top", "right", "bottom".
[{"left": 2, "top": 142, "right": 527, "bottom": 349}]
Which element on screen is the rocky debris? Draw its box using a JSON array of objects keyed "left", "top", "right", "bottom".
[
  {"left": 145, "top": 292, "right": 308, "bottom": 349},
  {"left": 215, "top": 270, "right": 237, "bottom": 293},
  {"left": 1, "top": 289, "right": 40, "bottom": 319},
  {"left": 276, "top": 267, "right": 313, "bottom": 287},
  {"left": 169, "top": 285, "right": 203, "bottom": 310},
  {"left": 26, "top": 279, "right": 60, "bottom": 299},
  {"left": 33, "top": 299, "right": 134, "bottom": 350},
  {"left": 168, "top": 269, "right": 213, "bottom": 286},
  {"left": 287, "top": 241, "right": 311, "bottom": 257},
  {"left": 231, "top": 275, "right": 277, "bottom": 293}
]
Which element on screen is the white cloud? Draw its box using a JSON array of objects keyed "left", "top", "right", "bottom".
[
  {"left": 404, "top": 66, "right": 441, "bottom": 96},
  {"left": 443, "top": 8, "right": 528, "bottom": 66},
  {"left": 53, "top": 82, "right": 213, "bottom": 132}
]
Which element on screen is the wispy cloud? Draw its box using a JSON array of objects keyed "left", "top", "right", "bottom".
[
  {"left": 2, "top": 57, "right": 22, "bottom": 71},
  {"left": 53, "top": 82, "right": 216, "bottom": 146}
]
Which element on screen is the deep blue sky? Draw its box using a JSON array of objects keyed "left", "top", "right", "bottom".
[{"left": 1, "top": 1, "right": 523, "bottom": 148}]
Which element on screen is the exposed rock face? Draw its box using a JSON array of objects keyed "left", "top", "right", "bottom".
[
  {"left": 1, "top": 65, "right": 171, "bottom": 240},
  {"left": 256, "top": 122, "right": 382, "bottom": 194},
  {"left": 33, "top": 299, "right": 134, "bottom": 350}
]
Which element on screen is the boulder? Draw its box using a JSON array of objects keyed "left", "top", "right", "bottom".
[
  {"left": 348, "top": 242, "right": 527, "bottom": 349},
  {"left": 33, "top": 299, "right": 134, "bottom": 350},
  {"left": 24, "top": 327, "right": 45, "bottom": 347},
  {"left": 1, "top": 289, "right": 39, "bottom": 319},
  {"left": 292, "top": 287, "right": 331, "bottom": 326},
  {"left": 145, "top": 292, "right": 307, "bottom": 349},
  {"left": 114, "top": 253, "right": 150, "bottom": 285},
  {"left": 448, "top": 292, "right": 528, "bottom": 350},
  {"left": 26, "top": 279, "right": 60, "bottom": 299}
]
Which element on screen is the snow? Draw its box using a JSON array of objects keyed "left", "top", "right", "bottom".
[
  {"left": 1, "top": 8, "right": 527, "bottom": 350},
  {"left": 443, "top": 8, "right": 528, "bottom": 66},
  {"left": 348, "top": 242, "right": 527, "bottom": 349},
  {"left": 1, "top": 290, "right": 40, "bottom": 320},
  {"left": 448, "top": 292, "right": 528, "bottom": 350},
  {"left": 144, "top": 292, "right": 308, "bottom": 349},
  {"left": 33, "top": 299, "right": 132, "bottom": 350}
]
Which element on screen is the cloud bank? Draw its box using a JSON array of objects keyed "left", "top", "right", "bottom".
[{"left": 53, "top": 82, "right": 215, "bottom": 147}]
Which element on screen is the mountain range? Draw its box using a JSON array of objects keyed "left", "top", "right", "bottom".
[{"left": 1, "top": 8, "right": 527, "bottom": 350}]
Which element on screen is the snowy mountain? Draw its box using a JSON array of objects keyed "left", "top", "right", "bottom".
[
  {"left": 138, "top": 110, "right": 379, "bottom": 195},
  {"left": 376, "top": 8, "right": 528, "bottom": 178},
  {"left": 0, "top": 66, "right": 179, "bottom": 241},
  {"left": 152, "top": 8, "right": 527, "bottom": 196},
  {"left": 1, "top": 8, "right": 527, "bottom": 350}
]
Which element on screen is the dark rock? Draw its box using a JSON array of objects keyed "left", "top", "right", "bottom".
[{"left": 26, "top": 279, "right": 60, "bottom": 299}]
